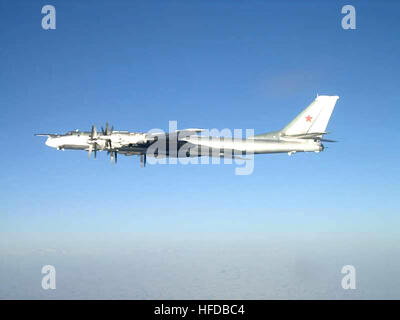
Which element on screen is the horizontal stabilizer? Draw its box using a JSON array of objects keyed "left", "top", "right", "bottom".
[{"left": 320, "top": 138, "right": 337, "bottom": 143}]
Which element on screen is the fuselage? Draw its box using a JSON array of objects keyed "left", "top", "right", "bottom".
[
  {"left": 45, "top": 130, "right": 149, "bottom": 151},
  {"left": 44, "top": 130, "right": 323, "bottom": 156},
  {"left": 182, "top": 136, "right": 323, "bottom": 155}
]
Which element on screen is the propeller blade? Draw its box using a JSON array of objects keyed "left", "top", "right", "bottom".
[
  {"left": 140, "top": 153, "right": 146, "bottom": 168},
  {"left": 103, "top": 122, "right": 114, "bottom": 136},
  {"left": 106, "top": 139, "right": 112, "bottom": 149},
  {"left": 91, "top": 125, "right": 98, "bottom": 139},
  {"left": 109, "top": 150, "right": 117, "bottom": 163},
  {"left": 94, "top": 144, "right": 97, "bottom": 159}
]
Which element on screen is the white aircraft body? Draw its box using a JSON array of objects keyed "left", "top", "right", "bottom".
[{"left": 36, "top": 95, "right": 339, "bottom": 167}]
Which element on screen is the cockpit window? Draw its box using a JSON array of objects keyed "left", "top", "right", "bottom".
[{"left": 66, "top": 131, "right": 80, "bottom": 136}]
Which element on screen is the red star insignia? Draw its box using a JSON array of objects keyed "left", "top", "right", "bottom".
[{"left": 305, "top": 115, "right": 312, "bottom": 122}]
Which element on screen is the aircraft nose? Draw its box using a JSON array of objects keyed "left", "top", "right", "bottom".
[{"left": 45, "top": 138, "right": 57, "bottom": 148}]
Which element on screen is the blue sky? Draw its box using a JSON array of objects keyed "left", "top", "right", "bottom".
[{"left": 1, "top": 0, "right": 399, "bottom": 236}]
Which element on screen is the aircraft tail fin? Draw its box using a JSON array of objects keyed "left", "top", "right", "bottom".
[{"left": 281, "top": 95, "right": 339, "bottom": 136}]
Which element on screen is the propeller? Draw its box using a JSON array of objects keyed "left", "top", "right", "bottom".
[
  {"left": 101, "top": 122, "right": 114, "bottom": 136},
  {"left": 88, "top": 123, "right": 117, "bottom": 161},
  {"left": 101, "top": 122, "right": 114, "bottom": 149},
  {"left": 88, "top": 125, "right": 99, "bottom": 159}
]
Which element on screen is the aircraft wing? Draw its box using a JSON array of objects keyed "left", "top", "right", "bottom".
[
  {"left": 148, "top": 128, "right": 205, "bottom": 139},
  {"left": 179, "top": 136, "right": 252, "bottom": 159},
  {"left": 35, "top": 133, "right": 60, "bottom": 137},
  {"left": 175, "top": 128, "right": 205, "bottom": 134}
]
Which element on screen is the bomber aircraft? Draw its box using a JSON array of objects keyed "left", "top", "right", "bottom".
[{"left": 36, "top": 95, "right": 339, "bottom": 167}]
